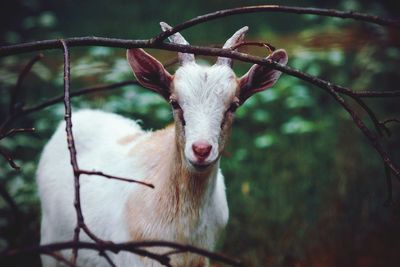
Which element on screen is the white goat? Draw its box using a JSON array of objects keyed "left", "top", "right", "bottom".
[{"left": 37, "top": 22, "right": 288, "bottom": 267}]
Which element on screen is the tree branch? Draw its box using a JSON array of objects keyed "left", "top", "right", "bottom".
[
  {"left": 1, "top": 240, "right": 244, "bottom": 267},
  {"left": 381, "top": 118, "right": 400, "bottom": 126},
  {"left": 60, "top": 39, "right": 82, "bottom": 265},
  {"left": 78, "top": 170, "right": 154, "bottom": 188},
  {"left": 9, "top": 54, "right": 44, "bottom": 114},
  {"left": 0, "top": 148, "right": 20, "bottom": 170},
  {"left": 21, "top": 80, "right": 138, "bottom": 116},
  {"left": 0, "top": 128, "right": 35, "bottom": 140},
  {"left": 0, "top": 183, "right": 20, "bottom": 222},
  {"left": 153, "top": 5, "right": 400, "bottom": 42}
]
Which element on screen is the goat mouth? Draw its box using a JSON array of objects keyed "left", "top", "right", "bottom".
[{"left": 188, "top": 160, "right": 212, "bottom": 172}]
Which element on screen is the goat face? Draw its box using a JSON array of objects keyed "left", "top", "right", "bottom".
[
  {"left": 127, "top": 23, "right": 288, "bottom": 172},
  {"left": 171, "top": 63, "right": 237, "bottom": 171}
]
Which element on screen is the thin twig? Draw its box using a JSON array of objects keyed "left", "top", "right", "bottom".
[
  {"left": 381, "top": 118, "right": 400, "bottom": 126},
  {"left": 0, "top": 183, "right": 20, "bottom": 222},
  {"left": 230, "top": 41, "right": 276, "bottom": 53},
  {"left": 21, "top": 80, "right": 138, "bottom": 116},
  {"left": 98, "top": 251, "right": 117, "bottom": 267},
  {"left": 0, "top": 128, "right": 35, "bottom": 140},
  {"left": 9, "top": 54, "right": 44, "bottom": 114},
  {"left": 43, "top": 251, "right": 75, "bottom": 267},
  {"left": 349, "top": 96, "right": 389, "bottom": 137},
  {"left": 384, "top": 163, "right": 394, "bottom": 205},
  {"left": 78, "top": 170, "right": 154, "bottom": 188},
  {"left": 163, "top": 57, "right": 179, "bottom": 68},
  {"left": 80, "top": 224, "right": 110, "bottom": 244},
  {"left": 0, "top": 148, "right": 20, "bottom": 170}
]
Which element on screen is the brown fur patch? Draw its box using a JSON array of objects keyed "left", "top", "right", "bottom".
[
  {"left": 117, "top": 132, "right": 142, "bottom": 145},
  {"left": 125, "top": 123, "right": 216, "bottom": 247}
]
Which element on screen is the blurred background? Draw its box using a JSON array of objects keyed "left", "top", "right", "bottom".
[{"left": 1, "top": 0, "right": 400, "bottom": 266}]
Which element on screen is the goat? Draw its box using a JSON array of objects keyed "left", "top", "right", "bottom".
[{"left": 36, "top": 22, "right": 288, "bottom": 267}]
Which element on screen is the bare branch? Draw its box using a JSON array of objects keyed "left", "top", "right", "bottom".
[
  {"left": 78, "top": 170, "right": 154, "bottom": 188},
  {"left": 20, "top": 80, "right": 138, "bottom": 116},
  {"left": 99, "top": 251, "right": 117, "bottom": 267},
  {"left": 0, "top": 148, "right": 20, "bottom": 170},
  {"left": 153, "top": 5, "right": 400, "bottom": 42},
  {"left": 349, "top": 97, "right": 389, "bottom": 137},
  {"left": 230, "top": 41, "right": 276, "bottom": 53},
  {"left": 0, "top": 128, "right": 35, "bottom": 140},
  {"left": 381, "top": 118, "right": 400, "bottom": 126},
  {"left": 60, "top": 39, "right": 81, "bottom": 264},
  {"left": 384, "top": 163, "right": 394, "bottom": 205},
  {"left": 43, "top": 252, "right": 75, "bottom": 267},
  {"left": 0, "top": 183, "right": 20, "bottom": 222},
  {"left": 10, "top": 54, "right": 44, "bottom": 114},
  {"left": 1, "top": 240, "right": 243, "bottom": 267},
  {"left": 59, "top": 40, "right": 130, "bottom": 267},
  {"left": 0, "top": 37, "right": 149, "bottom": 57},
  {"left": 1, "top": 5, "right": 400, "bottom": 56}
]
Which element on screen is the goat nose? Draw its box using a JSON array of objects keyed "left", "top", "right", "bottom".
[{"left": 192, "top": 140, "right": 212, "bottom": 160}]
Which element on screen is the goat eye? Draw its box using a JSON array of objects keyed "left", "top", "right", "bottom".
[
  {"left": 227, "top": 101, "right": 240, "bottom": 113},
  {"left": 169, "top": 98, "right": 185, "bottom": 126},
  {"left": 169, "top": 99, "right": 181, "bottom": 110}
]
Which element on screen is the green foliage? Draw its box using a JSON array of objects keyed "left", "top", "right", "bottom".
[{"left": 1, "top": 0, "right": 400, "bottom": 266}]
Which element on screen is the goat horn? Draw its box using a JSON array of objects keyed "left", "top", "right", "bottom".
[
  {"left": 216, "top": 26, "right": 249, "bottom": 67},
  {"left": 160, "top": 22, "right": 195, "bottom": 65}
]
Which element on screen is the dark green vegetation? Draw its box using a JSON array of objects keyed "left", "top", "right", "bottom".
[{"left": 1, "top": 0, "right": 399, "bottom": 266}]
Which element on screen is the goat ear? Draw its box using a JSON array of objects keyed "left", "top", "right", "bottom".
[
  {"left": 238, "top": 49, "right": 288, "bottom": 103},
  {"left": 127, "top": 48, "right": 173, "bottom": 100}
]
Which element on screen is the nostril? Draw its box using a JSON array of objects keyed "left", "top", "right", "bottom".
[{"left": 192, "top": 140, "right": 212, "bottom": 159}]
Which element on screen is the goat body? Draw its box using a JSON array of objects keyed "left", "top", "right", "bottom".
[
  {"left": 37, "top": 22, "right": 287, "bottom": 267},
  {"left": 38, "top": 110, "right": 228, "bottom": 266}
]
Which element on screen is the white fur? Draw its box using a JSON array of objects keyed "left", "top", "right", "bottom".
[
  {"left": 174, "top": 63, "right": 237, "bottom": 165},
  {"left": 37, "top": 109, "right": 229, "bottom": 267},
  {"left": 37, "top": 25, "right": 287, "bottom": 267}
]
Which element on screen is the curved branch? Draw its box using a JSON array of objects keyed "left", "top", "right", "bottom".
[
  {"left": 381, "top": 118, "right": 400, "bottom": 125},
  {"left": 153, "top": 5, "right": 400, "bottom": 42},
  {"left": 2, "top": 5, "right": 400, "bottom": 56},
  {"left": 10, "top": 54, "right": 44, "bottom": 114},
  {"left": 20, "top": 80, "right": 138, "bottom": 116}
]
